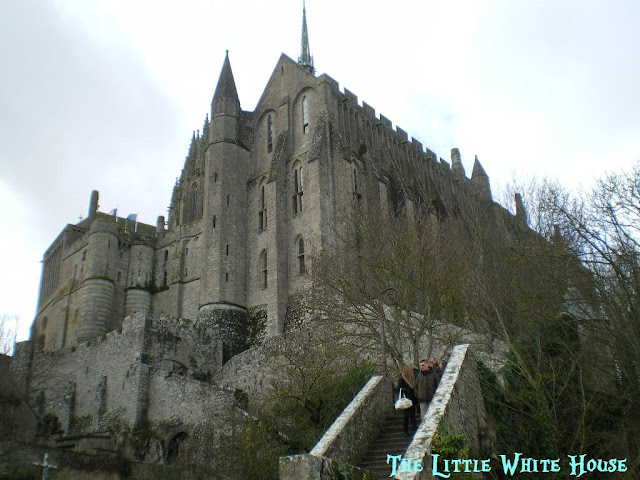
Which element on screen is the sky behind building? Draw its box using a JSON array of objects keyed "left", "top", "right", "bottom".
[{"left": 1, "top": 0, "right": 639, "bottom": 343}]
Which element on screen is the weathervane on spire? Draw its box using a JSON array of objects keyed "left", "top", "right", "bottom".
[{"left": 298, "top": 0, "right": 315, "bottom": 74}]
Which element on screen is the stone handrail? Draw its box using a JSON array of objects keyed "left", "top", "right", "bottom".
[
  {"left": 311, "top": 374, "right": 392, "bottom": 460},
  {"left": 280, "top": 373, "right": 393, "bottom": 479}
]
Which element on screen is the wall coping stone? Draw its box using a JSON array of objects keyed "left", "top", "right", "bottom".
[{"left": 310, "top": 374, "right": 385, "bottom": 457}]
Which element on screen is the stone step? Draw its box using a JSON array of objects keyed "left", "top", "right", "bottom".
[{"left": 357, "top": 410, "right": 419, "bottom": 476}]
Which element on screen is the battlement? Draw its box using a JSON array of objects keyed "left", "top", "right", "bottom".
[{"left": 329, "top": 80, "right": 444, "bottom": 163}]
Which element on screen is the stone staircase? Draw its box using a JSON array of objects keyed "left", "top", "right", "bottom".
[{"left": 357, "top": 409, "right": 421, "bottom": 477}]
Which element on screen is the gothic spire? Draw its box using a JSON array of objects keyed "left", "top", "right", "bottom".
[
  {"left": 298, "top": 0, "right": 315, "bottom": 74},
  {"left": 471, "top": 155, "right": 488, "bottom": 179},
  {"left": 212, "top": 50, "right": 240, "bottom": 108}
]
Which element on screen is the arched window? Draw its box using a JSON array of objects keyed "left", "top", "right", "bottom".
[
  {"left": 260, "top": 250, "right": 267, "bottom": 288},
  {"left": 302, "top": 97, "right": 309, "bottom": 134},
  {"left": 292, "top": 166, "right": 303, "bottom": 214},
  {"left": 298, "top": 238, "right": 305, "bottom": 274},
  {"left": 267, "top": 115, "right": 273, "bottom": 153},
  {"left": 258, "top": 183, "right": 267, "bottom": 230}
]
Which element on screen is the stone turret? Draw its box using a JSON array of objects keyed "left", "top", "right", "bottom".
[
  {"left": 451, "top": 148, "right": 466, "bottom": 182},
  {"left": 77, "top": 218, "right": 119, "bottom": 342},
  {"left": 198, "top": 52, "right": 249, "bottom": 361},
  {"left": 124, "top": 239, "right": 155, "bottom": 318},
  {"left": 471, "top": 156, "right": 492, "bottom": 200}
]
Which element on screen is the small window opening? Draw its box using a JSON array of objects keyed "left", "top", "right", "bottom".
[
  {"left": 267, "top": 115, "right": 273, "bottom": 153},
  {"left": 302, "top": 96, "right": 309, "bottom": 134},
  {"left": 260, "top": 251, "right": 267, "bottom": 289},
  {"left": 298, "top": 238, "right": 306, "bottom": 274},
  {"left": 292, "top": 167, "right": 303, "bottom": 214},
  {"left": 164, "top": 250, "right": 169, "bottom": 262},
  {"left": 163, "top": 270, "right": 168, "bottom": 286},
  {"left": 212, "top": 215, "right": 216, "bottom": 228},
  {"left": 259, "top": 184, "right": 267, "bottom": 230},
  {"left": 353, "top": 168, "right": 362, "bottom": 207}
]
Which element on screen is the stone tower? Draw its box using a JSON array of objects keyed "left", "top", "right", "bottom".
[{"left": 197, "top": 52, "right": 250, "bottom": 346}]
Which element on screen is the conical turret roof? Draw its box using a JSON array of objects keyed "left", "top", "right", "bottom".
[
  {"left": 213, "top": 51, "right": 240, "bottom": 105},
  {"left": 471, "top": 155, "right": 488, "bottom": 178}
]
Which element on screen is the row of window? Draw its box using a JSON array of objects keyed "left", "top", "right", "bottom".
[
  {"left": 258, "top": 166, "right": 305, "bottom": 231},
  {"left": 259, "top": 238, "right": 305, "bottom": 289},
  {"left": 264, "top": 95, "right": 309, "bottom": 154},
  {"left": 158, "top": 238, "right": 305, "bottom": 289}
]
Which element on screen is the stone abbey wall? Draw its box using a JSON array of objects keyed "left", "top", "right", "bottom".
[{"left": 11, "top": 314, "right": 224, "bottom": 446}]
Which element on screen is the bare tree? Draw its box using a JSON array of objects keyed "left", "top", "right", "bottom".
[
  {"left": 538, "top": 162, "right": 640, "bottom": 466},
  {"left": 296, "top": 208, "right": 472, "bottom": 372},
  {"left": 0, "top": 313, "right": 18, "bottom": 355}
]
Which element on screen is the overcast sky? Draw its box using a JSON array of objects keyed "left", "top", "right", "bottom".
[{"left": 1, "top": 0, "right": 639, "bottom": 343}]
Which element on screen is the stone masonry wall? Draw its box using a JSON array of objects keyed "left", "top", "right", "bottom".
[{"left": 11, "top": 314, "right": 222, "bottom": 439}]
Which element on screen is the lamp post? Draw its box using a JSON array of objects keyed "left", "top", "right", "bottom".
[{"left": 377, "top": 287, "right": 400, "bottom": 377}]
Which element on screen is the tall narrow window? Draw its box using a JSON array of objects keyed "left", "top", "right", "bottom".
[
  {"left": 267, "top": 115, "right": 273, "bottom": 153},
  {"left": 302, "top": 96, "right": 309, "bottom": 134},
  {"left": 353, "top": 168, "right": 362, "bottom": 207},
  {"left": 292, "top": 166, "right": 303, "bottom": 214},
  {"left": 212, "top": 215, "right": 216, "bottom": 228},
  {"left": 260, "top": 250, "right": 267, "bottom": 289},
  {"left": 298, "top": 238, "right": 305, "bottom": 274},
  {"left": 259, "top": 184, "right": 267, "bottom": 230}
]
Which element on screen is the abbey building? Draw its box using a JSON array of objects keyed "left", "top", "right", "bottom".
[
  {"left": 32, "top": 9, "right": 497, "bottom": 358},
  {"left": 0, "top": 6, "right": 527, "bottom": 471}
]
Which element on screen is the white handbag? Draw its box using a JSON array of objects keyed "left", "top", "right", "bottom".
[{"left": 395, "top": 388, "right": 413, "bottom": 410}]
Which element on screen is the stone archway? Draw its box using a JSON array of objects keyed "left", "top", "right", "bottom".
[{"left": 166, "top": 431, "right": 188, "bottom": 465}]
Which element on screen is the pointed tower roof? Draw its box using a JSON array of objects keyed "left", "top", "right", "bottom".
[
  {"left": 471, "top": 155, "right": 488, "bottom": 179},
  {"left": 212, "top": 51, "right": 240, "bottom": 105},
  {"left": 298, "top": 0, "right": 315, "bottom": 74}
]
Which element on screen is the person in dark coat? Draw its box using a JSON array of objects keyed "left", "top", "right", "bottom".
[
  {"left": 415, "top": 358, "right": 440, "bottom": 420},
  {"left": 397, "top": 364, "right": 418, "bottom": 435}
]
